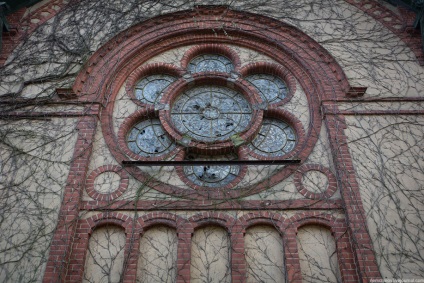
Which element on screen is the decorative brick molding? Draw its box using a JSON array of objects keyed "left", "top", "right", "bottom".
[
  {"left": 294, "top": 164, "right": 337, "bottom": 200},
  {"left": 67, "top": 212, "right": 141, "bottom": 283},
  {"left": 2, "top": 1, "right": 422, "bottom": 67},
  {"left": 85, "top": 165, "right": 129, "bottom": 201},
  {"left": 344, "top": 0, "right": 424, "bottom": 65},
  {"left": 239, "top": 62, "right": 297, "bottom": 106},
  {"left": 1, "top": 0, "right": 66, "bottom": 65},
  {"left": 63, "top": 211, "right": 357, "bottom": 283},
  {"left": 181, "top": 43, "right": 242, "bottom": 72},
  {"left": 325, "top": 114, "right": 382, "bottom": 281},
  {"left": 81, "top": 198, "right": 343, "bottom": 211},
  {"left": 286, "top": 211, "right": 359, "bottom": 283}
]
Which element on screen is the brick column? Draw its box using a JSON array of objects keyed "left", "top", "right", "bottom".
[
  {"left": 284, "top": 227, "right": 302, "bottom": 283},
  {"left": 43, "top": 115, "right": 97, "bottom": 283},
  {"left": 325, "top": 114, "right": 381, "bottom": 282},
  {"left": 230, "top": 224, "right": 246, "bottom": 283},
  {"left": 333, "top": 221, "right": 360, "bottom": 283},
  {"left": 176, "top": 224, "right": 193, "bottom": 283},
  {"left": 122, "top": 230, "right": 141, "bottom": 283}
]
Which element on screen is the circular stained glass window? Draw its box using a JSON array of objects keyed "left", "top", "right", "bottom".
[
  {"left": 187, "top": 54, "right": 234, "bottom": 73},
  {"left": 246, "top": 74, "right": 288, "bottom": 104},
  {"left": 249, "top": 118, "right": 296, "bottom": 157},
  {"left": 183, "top": 154, "right": 240, "bottom": 188},
  {"left": 127, "top": 119, "right": 176, "bottom": 157},
  {"left": 171, "top": 86, "right": 252, "bottom": 142},
  {"left": 135, "top": 75, "right": 176, "bottom": 104}
]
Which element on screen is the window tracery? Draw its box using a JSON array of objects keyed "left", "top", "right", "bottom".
[{"left": 122, "top": 48, "right": 304, "bottom": 189}]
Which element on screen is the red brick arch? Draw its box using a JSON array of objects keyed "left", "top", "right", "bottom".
[
  {"left": 3, "top": 1, "right": 422, "bottom": 68},
  {"left": 82, "top": 6, "right": 343, "bottom": 199},
  {"left": 285, "top": 212, "right": 360, "bottom": 283},
  {"left": 69, "top": 212, "right": 140, "bottom": 282}
]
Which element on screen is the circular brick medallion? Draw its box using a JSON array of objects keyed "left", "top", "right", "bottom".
[
  {"left": 294, "top": 164, "right": 337, "bottom": 199},
  {"left": 86, "top": 165, "right": 129, "bottom": 201}
]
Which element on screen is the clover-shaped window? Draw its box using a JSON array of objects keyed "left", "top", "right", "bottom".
[
  {"left": 127, "top": 119, "right": 176, "bottom": 157},
  {"left": 249, "top": 118, "right": 296, "bottom": 157},
  {"left": 187, "top": 54, "right": 234, "bottom": 73},
  {"left": 134, "top": 74, "right": 176, "bottom": 104},
  {"left": 246, "top": 74, "right": 288, "bottom": 105}
]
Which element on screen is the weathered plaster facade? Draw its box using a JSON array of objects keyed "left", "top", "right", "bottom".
[{"left": 0, "top": 1, "right": 423, "bottom": 282}]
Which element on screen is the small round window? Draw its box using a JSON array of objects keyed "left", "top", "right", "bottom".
[
  {"left": 187, "top": 54, "right": 234, "bottom": 73},
  {"left": 134, "top": 74, "right": 176, "bottom": 104},
  {"left": 127, "top": 119, "right": 176, "bottom": 157},
  {"left": 249, "top": 118, "right": 296, "bottom": 157},
  {"left": 246, "top": 74, "right": 288, "bottom": 105},
  {"left": 171, "top": 86, "right": 252, "bottom": 142}
]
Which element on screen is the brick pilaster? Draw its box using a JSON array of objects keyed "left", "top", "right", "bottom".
[{"left": 43, "top": 116, "right": 97, "bottom": 283}]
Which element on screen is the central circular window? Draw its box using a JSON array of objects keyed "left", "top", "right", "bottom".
[{"left": 171, "top": 86, "right": 253, "bottom": 142}]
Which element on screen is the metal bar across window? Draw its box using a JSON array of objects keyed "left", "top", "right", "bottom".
[{"left": 122, "top": 160, "right": 301, "bottom": 166}]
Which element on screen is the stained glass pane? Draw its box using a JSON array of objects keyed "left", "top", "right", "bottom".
[
  {"left": 246, "top": 74, "right": 288, "bottom": 104},
  {"left": 171, "top": 86, "right": 252, "bottom": 142},
  {"left": 249, "top": 118, "right": 296, "bottom": 157},
  {"left": 187, "top": 55, "right": 234, "bottom": 73},
  {"left": 135, "top": 75, "right": 176, "bottom": 104},
  {"left": 127, "top": 119, "right": 176, "bottom": 157},
  {"left": 183, "top": 154, "right": 240, "bottom": 188}
]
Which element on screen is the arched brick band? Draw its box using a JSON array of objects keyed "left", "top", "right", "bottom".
[
  {"left": 69, "top": 212, "right": 140, "bottom": 283},
  {"left": 85, "top": 165, "right": 129, "bottom": 201},
  {"left": 4, "top": 1, "right": 422, "bottom": 68},
  {"left": 181, "top": 44, "right": 242, "bottom": 72},
  {"left": 285, "top": 212, "right": 360, "bottom": 283},
  {"left": 66, "top": 211, "right": 355, "bottom": 283},
  {"left": 239, "top": 62, "right": 297, "bottom": 107},
  {"left": 90, "top": 7, "right": 328, "bottom": 199},
  {"left": 294, "top": 164, "right": 337, "bottom": 199}
]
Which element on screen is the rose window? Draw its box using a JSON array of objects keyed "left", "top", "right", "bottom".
[{"left": 121, "top": 48, "right": 303, "bottom": 189}]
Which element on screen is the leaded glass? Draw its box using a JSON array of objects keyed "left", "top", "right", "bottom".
[
  {"left": 134, "top": 75, "right": 176, "bottom": 104},
  {"left": 184, "top": 154, "right": 240, "bottom": 188},
  {"left": 187, "top": 54, "right": 234, "bottom": 73},
  {"left": 171, "top": 86, "right": 252, "bottom": 142},
  {"left": 249, "top": 118, "right": 296, "bottom": 156},
  {"left": 246, "top": 74, "right": 288, "bottom": 104},
  {"left": 127, "top": 119, "right": 176, "bottom": 157}
]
